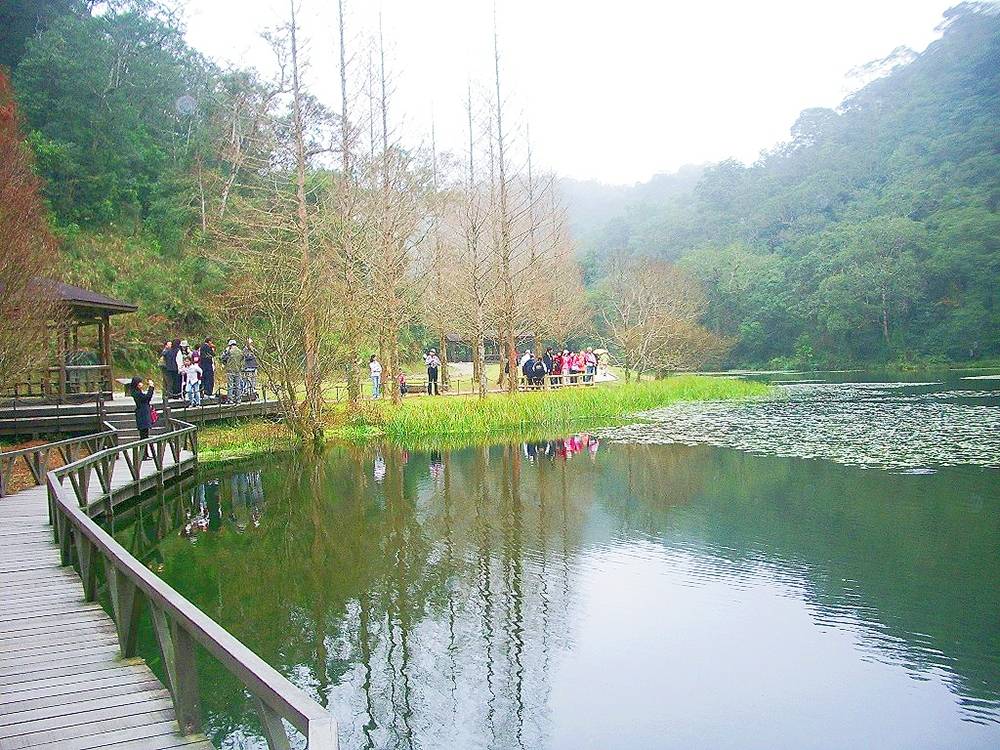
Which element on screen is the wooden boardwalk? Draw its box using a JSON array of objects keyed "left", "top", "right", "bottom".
[{"left": 0, "top": 444, "right": 208, "bottom": 749}]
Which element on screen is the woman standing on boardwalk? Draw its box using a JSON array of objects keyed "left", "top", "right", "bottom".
[{"left": 129, "top": 376, "right": 155, "bottom": 459}]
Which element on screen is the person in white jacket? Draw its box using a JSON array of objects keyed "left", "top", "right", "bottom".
[{"left": 369, "top": 355, "right": 383, "bottom": 399}]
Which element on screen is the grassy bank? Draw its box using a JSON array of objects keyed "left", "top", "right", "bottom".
[
  {"left": 331, "top": 375, "right": 768, "bottom": 444},
  {"left": 195, "top": 376, "right": 768, "bottom": 459},
  {"left": 198, "top": 419, "right": 297, "bottom": 464}
]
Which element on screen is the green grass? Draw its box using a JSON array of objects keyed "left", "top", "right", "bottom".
[
  {"left": 326, "top": 375, "right": 768, "bottom": 444},
  {"left": 198, "top": 419, "right": 298, "bottom": 464},
  {"left": 194, "top": 376, "right": 768, "bottom": 458}
]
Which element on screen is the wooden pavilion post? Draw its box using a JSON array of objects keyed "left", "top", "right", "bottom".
[
  {"left": 101, "top": 312, "right": 112, "bottom": 395},
  {"left": 56, "top": 322, "right": 68, "bottom": 403}
]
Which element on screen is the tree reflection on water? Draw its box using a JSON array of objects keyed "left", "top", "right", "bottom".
[{"left": 120, "top": 434, "right": 1000, "bottom": 749}]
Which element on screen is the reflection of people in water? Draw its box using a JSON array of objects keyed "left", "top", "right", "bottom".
[
  {"left": 229, "top": 470, "right": 264, "bottom": 530},
  {"left": 182, "top": 483, "right": 210, "bottom": 537},
  {"left": 374, "top": 452, "right": 386, "bottom": 483},
  {"left": 548, "top": 433, "right": 600, "bottom": 461},
  {"left": 205, "top": 479, "right": 222, "bottom": 531},
  {"left": 429, "top": 449, "right": 443, "bottom": 480}
]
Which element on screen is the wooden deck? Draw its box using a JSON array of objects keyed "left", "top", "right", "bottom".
[
  {"left": 0, "top": 394, "right": 281, "bottom": 438},
  {"left": 0, "top": 445, "right": 207, "bottom": 749}
]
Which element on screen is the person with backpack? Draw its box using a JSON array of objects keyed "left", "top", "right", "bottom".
[
  {"left": 521, "top": 352, "right": 536, "bottom": 389},
  {"left": 222, "top": 339, "right": 245, "bottom": 403},
  {"left": 531, "top": 356, "right": 547, "bottom": 388},
  {"left": 243, "top": 338, "right": 260, "bottom": 400},
  {"left": 424, "top": 349, "right": 441, "bottom": 395}
]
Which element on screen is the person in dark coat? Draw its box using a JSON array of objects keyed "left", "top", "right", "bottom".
[
  {"left": 521, "top": 354, "right": 536, "bottom": 387},
  {"left": 129, "top": 376, "right": 155, "bottom": 459},
  {"left": 199, "top": 338, "right": 216, "bottom": 397},
  {"left": 164, "top": 339, "right": 182, "bottom": 398}
]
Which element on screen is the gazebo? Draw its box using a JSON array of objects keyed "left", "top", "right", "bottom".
[{"left": 20, "top": 281, "right": 137, "bottom": 403}]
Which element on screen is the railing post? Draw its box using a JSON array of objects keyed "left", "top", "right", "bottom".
[
  {"left": 74, "top": 533, "right": 98, "bottom": 601},
  {"left": 151, "top": 604, "right": 203, "bottom": 736},
  {"left": 254, "top": 698, "right": 292, "bottom": 750},
  {"left": 105, "top": 561, "right": 142, "bottom": 657}
]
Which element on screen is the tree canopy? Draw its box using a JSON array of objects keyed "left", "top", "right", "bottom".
[{"left": 572, "top": 2, "right": 1000, "bottom": 367}]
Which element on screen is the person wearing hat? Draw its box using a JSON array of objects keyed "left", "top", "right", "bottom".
[
  {"left": 424, "top": 348, "right": 441, "bottom": 395},
  {"left": 128, "top": 376, "right": 155, "bottom": 458},
  {"left": 221, "top": 339, "right": 245, "bottom": 403}
]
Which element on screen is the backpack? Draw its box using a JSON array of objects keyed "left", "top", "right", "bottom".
[{"left": 533, "top": 360, "right": 546, "bottom": 376}]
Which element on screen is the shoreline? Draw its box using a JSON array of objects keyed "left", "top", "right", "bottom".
[{"left": 198, "top": 375, "right": 769, "bottom": 462}]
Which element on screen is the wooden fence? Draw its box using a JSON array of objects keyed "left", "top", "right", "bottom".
[
  {"left": 42, "top": 422, "right": 339, "bottom": 749},
  {"left": 0, "top": 423, "right": 118, "bottom": 497}
]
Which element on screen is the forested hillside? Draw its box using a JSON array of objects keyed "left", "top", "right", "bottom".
[
  {"left": 571, "top": 3, "right": 1000, "bottom": 367},
  {"left": 4, "top": 1, "right": 999, "bottom": 372},
  {"left": 5, "top": 1, "right": 226, "bottom": 366}
]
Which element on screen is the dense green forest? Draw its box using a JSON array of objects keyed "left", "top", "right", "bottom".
[
  {"left": 3, "top": 1, "right": 999, "bottom": 370},
  {"left": 569, "top": 3, "right": 1000, "bottom": 367}
]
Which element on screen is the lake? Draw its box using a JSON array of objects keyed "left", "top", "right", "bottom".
[{"left": 118, "top": 371, "right": 1000, "bottom": 749}]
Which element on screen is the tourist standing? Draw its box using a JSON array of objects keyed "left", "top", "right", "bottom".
[
  {"left": 222, "top": 339, "right": 245, "bottom": 403},
  {"left": 181, "top": 357, "right": 203, "bottom": 406},
  {"left": 167, "top": 339, "right": 182, "bottom": 397},
  {"left": 128, "top": 376, "right": 155, "bottom": 459},
  {"left": 159, "top": 341, "right": 173, "bottom": 395},
  {"left": 584, "top": 348, "right": 597, "bottom": 382},
  {"left": 370, "top": 355, "right": 383, "bottom": 399},
  {"left": 425, "top": 349, "right": 441, "bottom": 395},
  {"left": 521, "top": 352, "right": 536, "bottom": 388},
  {"left": 199, "top": 338, "right": 216, "bottom": 396},
  {"left": 243, "top": 338, "right": 259, "bottom": 399},
  {"left": 542, "top": 347, "right": 554, "bottom": 375}
]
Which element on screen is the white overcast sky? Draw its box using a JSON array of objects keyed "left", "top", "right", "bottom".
[{"left": 183, "top": 0, "right": 957, "bottom": 185}]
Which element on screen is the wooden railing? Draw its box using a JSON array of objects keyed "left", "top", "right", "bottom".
[
  {"left": 44, "top": 423, "right": 339, "bottom": 750},
  {"left": 517, "top": 373, "right": 599, "bottom": 391},
  {"left": 0, "top": 423, "right": 118, "bottom": 497}
]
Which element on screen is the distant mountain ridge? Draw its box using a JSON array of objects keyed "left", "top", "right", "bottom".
[{"left": 561, "top": 2, "right": 1000, "bottom": 366}]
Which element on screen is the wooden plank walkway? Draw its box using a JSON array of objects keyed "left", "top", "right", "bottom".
[{"left": 0, "top": 448, "right": 209, "bottom": 749}]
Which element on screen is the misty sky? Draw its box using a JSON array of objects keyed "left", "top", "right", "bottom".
[{"left": 183, "top": 0, "right": 957, "bottom": 185}]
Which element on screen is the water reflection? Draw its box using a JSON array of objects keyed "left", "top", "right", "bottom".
[{"left": 133, "top": 426, "right": 1000, "bottom": 750}]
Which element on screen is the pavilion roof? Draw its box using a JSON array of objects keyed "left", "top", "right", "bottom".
[{"left": 46, "top": 280, "right": 138, "bottom": 316}]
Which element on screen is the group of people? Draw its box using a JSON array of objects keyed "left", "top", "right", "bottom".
[
  {"left": 159, "top": 337, "right": 259, "bottom": 406},
  {"left": 520, "top": 347, "right": 605, "bottom": 387},
  {"left": 368, "top": 348, "right": 443, "bottom": 399}
]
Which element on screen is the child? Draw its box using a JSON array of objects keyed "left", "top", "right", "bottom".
[{"left": 181, "top": 357, "right": 204, "bottom": 406}]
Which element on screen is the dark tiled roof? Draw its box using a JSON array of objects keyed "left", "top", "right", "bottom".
[{"left": 48, "top": 280, "right": 138, "bottom": 314}]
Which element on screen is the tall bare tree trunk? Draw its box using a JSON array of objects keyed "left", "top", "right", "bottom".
[
  {"left": 289, "top": 0, "right": 322, "bottom": 441},
  {"left": 338, "top": 0, "right": 362, "bottom": 405}
]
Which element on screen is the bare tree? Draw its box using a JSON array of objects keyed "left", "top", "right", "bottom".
[
  {"left": 364, "top": 20, "right": 429, "bottom": 404},
  {"left": 211, "top": 3, "right": 339, "bottom": 441},
  {"left": 598, "top": 254, "right": 729, "bottom": 380}
]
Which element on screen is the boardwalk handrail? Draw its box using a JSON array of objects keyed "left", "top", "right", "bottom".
[
  {"left": 45, "top": 423, "right": 339, "bottom": 750},
  {"left": 0, "top": 422, "right": 117, "bottom": 497}
]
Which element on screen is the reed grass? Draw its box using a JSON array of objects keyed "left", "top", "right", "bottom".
[
  {"left": 197, "top": 376, "right": 767, "bottom": 457},
  {"left": 328, "top": 375, "right": 768, "bottom": 443}
]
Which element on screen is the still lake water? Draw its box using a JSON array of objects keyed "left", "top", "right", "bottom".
[{"left": 119, "top": 371, "right": 1000, "bottom": 749}]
